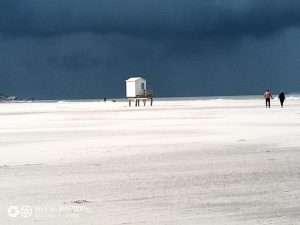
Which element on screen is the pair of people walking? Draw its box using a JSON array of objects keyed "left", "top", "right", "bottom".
[{"left": 263, "top": 90, "right": 285, "bottom": 108}]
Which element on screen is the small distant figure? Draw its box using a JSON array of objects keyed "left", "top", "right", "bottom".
[
  {"left": 278, "top": 91, "right": 285, "bottom": 108},
  {"left": 104, "top": 97, "right": 107, "bottom": 102},
  {"left": 264, "top": 89, "right": 273, "bottom": 108}
]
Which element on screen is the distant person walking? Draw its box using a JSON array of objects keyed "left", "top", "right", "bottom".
[
  {"left": 264, "top": 90, "right": 273, "bottom": 108},
  {"left": 278, "top": 91, "right": 285, "bottom": 108}
]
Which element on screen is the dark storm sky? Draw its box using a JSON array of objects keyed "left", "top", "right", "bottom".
[{"left": 1, "top": 0, "right": 300, "bottom": 99}]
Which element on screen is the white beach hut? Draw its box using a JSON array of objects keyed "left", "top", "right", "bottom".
[{"left": 126, "top": 77, "right": 147, "bottom": 98}]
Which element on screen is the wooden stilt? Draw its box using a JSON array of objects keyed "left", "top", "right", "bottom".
[{"left": 128, "top": 97, "right": 153, "bottom": 107}]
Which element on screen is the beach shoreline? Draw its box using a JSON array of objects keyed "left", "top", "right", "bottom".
[{"left": 1, "top": 97, "right": 300, "bottom": 224}]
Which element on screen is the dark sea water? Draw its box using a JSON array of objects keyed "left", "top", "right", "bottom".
[{"left": 3, "top": 94, "right": 300, "bottom": 104}]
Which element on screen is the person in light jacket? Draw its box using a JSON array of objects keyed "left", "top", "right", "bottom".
[{"left": 264, "top": 90, "right": 273, "bottom": 108}]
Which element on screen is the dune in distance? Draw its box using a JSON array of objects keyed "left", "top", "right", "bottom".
[{"left": 1, "top": 96, "right": 300, "bottom": 225}]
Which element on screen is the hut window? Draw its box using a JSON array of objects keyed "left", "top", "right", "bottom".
[{"left": 141, "top": 83, "right": 145, "bottom": 90}]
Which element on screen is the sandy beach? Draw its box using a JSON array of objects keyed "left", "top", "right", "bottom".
[{"left": 1, "top": 97, "right": 300, "bottom": 225}]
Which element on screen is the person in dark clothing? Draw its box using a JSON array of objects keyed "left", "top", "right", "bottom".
[
  {"left": 278, "top": 91, "right": 285, "bottom": 108},
  {"left": 264, "top": 90, "right": 273, "bottom": 108}
]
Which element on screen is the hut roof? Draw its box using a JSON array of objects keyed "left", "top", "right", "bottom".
[{"left": 126, "top": 77, "right": 144, "bottom": 82}]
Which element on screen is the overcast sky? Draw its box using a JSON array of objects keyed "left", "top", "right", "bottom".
[{"left": 1, "top": 0, "right": 300, "bottom": 99}]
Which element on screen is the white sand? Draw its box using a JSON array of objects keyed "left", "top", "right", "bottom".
[{"left": 1, "top": 98, "right": 300, "bottom": 224}]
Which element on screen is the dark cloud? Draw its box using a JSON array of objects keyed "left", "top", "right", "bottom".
[
  {"left": 1, "top": 1, "right": 300, "bottom": 99},
  {"left": 1, "top": 29, "right": 300, "bottom": 99},
  {"left": 1, "top": 0, "right": 300, "bottom": 38}
]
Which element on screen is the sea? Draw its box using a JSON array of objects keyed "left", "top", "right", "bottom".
[{"left": 2, "top": 94, "right": 300, "bottom": 103}]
